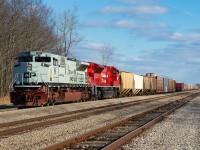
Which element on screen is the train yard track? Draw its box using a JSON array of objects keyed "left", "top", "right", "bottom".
[
  {"left": 0, "top": 106, "right": 18, "bottom": 112},
  {"left": 0, "top": 92, "right": 191, "bottom": 138},
  {"left": 0, "top": 92, "right": 189, "bottom": 113},
  {"left": 42, "top": 92, "right": 199, "bottom": 150}
]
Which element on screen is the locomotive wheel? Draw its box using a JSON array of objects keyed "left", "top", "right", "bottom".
[{"left": 50, "top": 100, "right": 55, "bottom": 105}]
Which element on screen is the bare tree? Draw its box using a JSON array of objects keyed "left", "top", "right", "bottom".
[
  {"left": 55, "top": 6, "right": 82, "bottom": 57},
  {"left": 0, "top": 0, "right": 58, "bottom": 97},
  {"left": 98, "top": 43, "right": 115, "bottom": 66}
]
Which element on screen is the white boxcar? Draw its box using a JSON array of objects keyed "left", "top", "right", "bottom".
[{"left": 133, "top": 73, "right": 143, "bottom": 95}]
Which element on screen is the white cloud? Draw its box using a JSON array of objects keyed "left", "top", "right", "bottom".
[
  {"left": 170, "top": 32, "right": 200, "bottom": 42},
  {"left": 81, "top": 42, "right": 105, "bottom": 50},
  {"left": 135, "top": 6, "right": 168, "bottom": 15},
  {"left": 119, "top": 0, "right": 157, "bottom": 5},
  {"left": 100, "top": 5, "right": 168, "bottom": 15},
  {"left": 83, "top": 20, "right": 168, "bottom": 29}
]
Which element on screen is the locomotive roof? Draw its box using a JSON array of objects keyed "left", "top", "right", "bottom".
[
  {"left": 18, "top": 51, "right": 58, "bottom": 57},
  {"left": 18, "top": 51, "right": 89, "bottom": 64}
]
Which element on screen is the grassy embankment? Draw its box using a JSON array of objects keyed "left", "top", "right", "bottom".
[{"left": 0, "top": 95, "right": 11, "bottom": 105}]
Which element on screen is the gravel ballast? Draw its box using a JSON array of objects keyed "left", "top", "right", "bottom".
[
  {"left": 0, "top": 94, "right": 183, "bottom": 150},
  {"left": 0, "top": 92, "right": 198, "bottom": 149},
  {"left": 0, "top": 94, "right": 170, "bottom": 124},
  {"left": 123, "top": 95, "right": 200, "bottom": 150}
]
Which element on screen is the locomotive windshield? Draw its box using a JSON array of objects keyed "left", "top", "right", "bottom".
[
  {"left": 19, "top": 56, "right": 33, "bottom": 62},
  {"left": 35, "top": 57, "right": 51, "bottom": 62}
]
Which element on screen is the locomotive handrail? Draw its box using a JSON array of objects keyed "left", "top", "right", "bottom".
[
  {"left": 9, "top": 75, "right": 17, "bottom": 91},
  {"left": 40, "top": 76, "right": 49, "bottom": 95},
  {"left": 9, "top": 73, "right": 23, "bottom": 91}
]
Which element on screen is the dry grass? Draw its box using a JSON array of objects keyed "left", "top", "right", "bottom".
[{"left": 0, "top": 95, "right": 11, "bottom": 105}]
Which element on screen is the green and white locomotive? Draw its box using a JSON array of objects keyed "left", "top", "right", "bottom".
[{"left": 10, "top": 51, "right": 90, "bottom": 106}]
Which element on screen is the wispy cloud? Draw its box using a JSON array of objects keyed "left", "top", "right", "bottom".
[
  {"left": 83, "top": 20, "right": 169, "bottom": 29},
  {"left": 118, "top": 0, "right": 157, "bottom": 5},
  {"left": 170, "top": 32, "right": 200, "bottom": 42},
  {"left": 80, "top": 42, "right": 105, "bottom": 50},
  {"left": 100, "top": 5, "right": 168, "bottom": 15},
  {"left": 131, "top": 28, "right": 200, "bottom": 44}
]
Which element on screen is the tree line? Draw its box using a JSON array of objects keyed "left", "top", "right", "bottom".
[{"left": 0, "top": 0, "right": 80, "bottom": 97}]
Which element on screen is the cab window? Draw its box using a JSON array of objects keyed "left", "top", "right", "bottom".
[
  {"left": 53, "top": 58, "right": 58, "bottom": 66},
  {"left": 35, "top": 57, "right": 51, "bottom": 62},
  {"left": 19, "top": 56, "right": 33, "bottom": 62}
]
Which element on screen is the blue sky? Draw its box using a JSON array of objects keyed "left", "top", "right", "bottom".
[{"left": 43, "top": 0, "right": 200, "bottom": 84}]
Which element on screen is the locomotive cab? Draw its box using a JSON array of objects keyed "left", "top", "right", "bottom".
[{"left": 13, "top": 51, "right": 59, "bottom": 86}]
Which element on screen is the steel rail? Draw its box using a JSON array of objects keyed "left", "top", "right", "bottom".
[
  {"left": 42, "top": 93, "right": 198, "bottom": 150},
  {"left": 0, "top": 92, "right": 188, "bottom": 128},
  {"left": 0, "top": 92, "right": 195, "bottom": 138}
]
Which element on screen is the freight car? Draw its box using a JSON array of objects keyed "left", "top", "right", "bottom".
[
  {"left": 143, "top": 75, "right": 156, "bottom": 95},
  {"left": 176, "top": 83, "right": 184, "bottom": 92},
  {"left": 146, "top": 73, "right": 164, "bottom": 93},
  {"left": 120, "top": 71, "right": 144, "bottom": 97}
]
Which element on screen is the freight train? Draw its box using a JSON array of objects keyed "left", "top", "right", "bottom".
[{"left": 10, "top": 51, "right": 199, "bottom": 106}]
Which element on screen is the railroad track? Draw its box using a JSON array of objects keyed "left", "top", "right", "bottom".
[
  {"left": 0, "top": 92, "right": 194, "bottom": 138},
  {"left": 0, "top": 92, "right": 193, "bottom": 113},
  {"left": 0, "top": 105, "right": 18, "bottom": 112},
  {"left": 42, "top": 92, "right": 199, "bottom": 150}
]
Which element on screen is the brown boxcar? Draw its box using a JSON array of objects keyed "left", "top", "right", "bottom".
[
  {"left": 143, "top": 76, "right": 151, "bottom": 95},
  {"left": 147, "top": 73, "right": 164, "bottom": 93},
  {"left": 150, "top": 76, "right": 156, "bottom": 94},
  {"left": 172, "top": 80, "right": 176, "bottom": 92},
  {"left": 143, "top": 76, "right": 156, "bottom": 95},
  {"left": 157, "top": 76, "right": 164, "bottom": 93},
  {"left": 168, "top": 79, "right": 173, "bottom": 92},
  {"left": 176, "top": 83, "right": 184, "bottom": 91}
]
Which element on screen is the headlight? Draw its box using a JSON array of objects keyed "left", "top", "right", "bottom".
[
  {"left": 16, "top": 81, "right": 20, "bottom": 85},
  {"left": 24, "top": 72, "right": 30, "bottom": 78}
]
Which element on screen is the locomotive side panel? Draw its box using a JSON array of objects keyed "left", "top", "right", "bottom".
[{"left": 110, "top": 67, "right": 120, "bottom": 87}]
